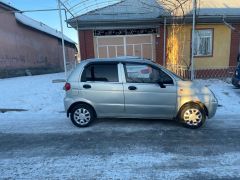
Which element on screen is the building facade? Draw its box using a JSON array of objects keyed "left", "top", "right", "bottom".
[
  {"left": 0, "top": 2, "right": 77, "bottom": 78},
  {"left": 68, "top": 0, "right": 240, "bottom": 78}
]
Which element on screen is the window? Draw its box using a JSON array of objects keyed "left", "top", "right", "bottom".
[
  {"left": 193, "top": 29, "right": 213, "bottom": 57},
  {"left": 124, "top": 63, "right": 173, "bottom": 84},
  {"left": 81, "top": 63, "right": 118, "bottom": 82}
]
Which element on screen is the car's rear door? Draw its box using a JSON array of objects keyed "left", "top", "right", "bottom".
[{"left": 80, "top": 62, "right": 124, "bottom": 117}]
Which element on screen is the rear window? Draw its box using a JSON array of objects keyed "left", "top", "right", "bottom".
[{"left": 81, "top": 63, "right": 119, "bottom": 82}]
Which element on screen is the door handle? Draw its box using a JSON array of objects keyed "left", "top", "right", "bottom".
[
  {"left": 128, "top": 86, "right": 137, "bottom": 90},
  {"left": 83, "top": 84, "right": 91, "bottom": 89}
]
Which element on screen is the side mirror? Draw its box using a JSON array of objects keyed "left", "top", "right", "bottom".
[{"left": 157, "top": 79, "right": 166, "bottom": 88}]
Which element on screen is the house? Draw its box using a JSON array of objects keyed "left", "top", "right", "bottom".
[
  {"left": 0, "top": 1, "right": 77, "bottom": 78},
  {"left": 67, "top": 0, "right": 240, "bottom": 78}
]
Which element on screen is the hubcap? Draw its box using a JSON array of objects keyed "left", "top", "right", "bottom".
[
  {"left": 73, "top": 108, "right": 91, "bottom": 125},
  {"left": 183, "top": 108, "right": 202, "bottom": 126}
]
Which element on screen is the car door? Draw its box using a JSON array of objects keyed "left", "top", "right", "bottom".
[
  {"left": 80, "top": 62, "right": 124, "bottom": 117},
  {"left": 122, "top": 62, "right": 177, "bottom": 119}
]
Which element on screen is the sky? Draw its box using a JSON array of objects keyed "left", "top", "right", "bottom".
[{"left": 4, "top": 0, "right": 78, "bottom": 43}]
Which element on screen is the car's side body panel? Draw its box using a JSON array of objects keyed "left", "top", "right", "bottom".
[
  {"left": 78, "top": 82, "right": 125, "bottom": 117},
  {"left": 64, "top": 57, "right": 218, "bottom": 120},
  {"left": 176, "top": 81, "right": 218, "bottom": 118},
  {"left": 123, "top": 83, "right": 177, "bottom": 118}
]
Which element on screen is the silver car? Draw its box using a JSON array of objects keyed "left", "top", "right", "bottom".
[{"left": 64, "top": 57, "right": 218, "bottom": 129}]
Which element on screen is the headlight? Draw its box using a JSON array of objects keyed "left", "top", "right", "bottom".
[{"left": 236, "top": 71, "right": 239, "bottom": 76}]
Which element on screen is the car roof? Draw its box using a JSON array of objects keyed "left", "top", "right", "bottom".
[{"left": 79, "top": 56, "right": 158, "bottom": 66}]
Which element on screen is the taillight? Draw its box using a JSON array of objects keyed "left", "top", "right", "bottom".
[{"left": 64, "top": 83, "right": 71, "bottom": 91}]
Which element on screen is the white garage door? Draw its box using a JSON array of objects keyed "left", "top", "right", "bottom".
[{"left": 94, "top": 34, "right": 156, "bottom": 61}]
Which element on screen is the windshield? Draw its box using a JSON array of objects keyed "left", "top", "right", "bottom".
[
  {"left": 152, "top": 63, "right": 185, "bottom": 81},
  {"left": 164, "top": 68, "right": 185, "bottom": 81}
]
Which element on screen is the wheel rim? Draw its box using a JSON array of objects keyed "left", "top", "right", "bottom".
[
  {"left": 183, "top": 108, "right": 202, "bottom": 126},
  {"left": 73, "top": 108, "right": 91, "bottom": 125}
]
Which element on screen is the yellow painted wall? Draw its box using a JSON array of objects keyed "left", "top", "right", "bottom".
[{"left": 167, "top": 24, "right": 231, "bottom": 69}]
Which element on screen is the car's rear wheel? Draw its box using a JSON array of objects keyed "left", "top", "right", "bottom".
[
  {"left": 179, "top": 103, "right": 206, "bottom": 129},
  {"left": 70, "top": 104, "right": 95, "bottom": 127}
]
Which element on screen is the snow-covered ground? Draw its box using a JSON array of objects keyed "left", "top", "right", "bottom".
[
  {"left": 0, "top": 73, "right": 239, "bottom": 118},
  {"left": 0, "top": 73, "right": 65, "bottom": 113},
  {"left": 196, "top": 79, "right": 240, "bottom": 115},
  {"left": 0, "top": 73, "right": 240, "bottom": 179},
  {"left": 0, "top": 73, "right": 239, "bottom": 133}
]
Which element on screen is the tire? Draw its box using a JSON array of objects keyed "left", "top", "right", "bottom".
[
  {"left": 70, "top": 104, "right": 95, "bottom": 127},
  {"left": 179, "top": 103, "right": 206, "bottom": 129}
]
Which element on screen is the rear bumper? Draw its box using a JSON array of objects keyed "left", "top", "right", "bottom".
[
  {"left": 64, "top": 97, "right": 73, "bottom": 113},
  {"left": 232, "top": 77, "right": 240, "bottom": 88}
]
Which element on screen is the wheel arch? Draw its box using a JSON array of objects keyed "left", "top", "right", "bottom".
[
  {"left": 177, "top": 101, "right": 209, "bottom": 118},
  {"left": 67, "top": 101, "right": 97, "bottom": 118}
]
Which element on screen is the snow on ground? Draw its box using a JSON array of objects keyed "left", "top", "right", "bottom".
[
  {"left": 0, "top": 74, "right": 240, "bottom": 179},
  {"left": 0, "top": 73, "right": 239, "bottom": 116},
  {"left": 195, "top": 79, "right": 240, "bottom": 115},
  {"left": 0, "top": 73, "right": 65, "bottom": 113},
  {"left": 0, "top": 73, "right": 239, "bottom": 133},
  {"left": 1, "top": 151, "right": 240, "bottom": 179}
]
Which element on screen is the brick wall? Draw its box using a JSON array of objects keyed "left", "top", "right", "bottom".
[{"left": 0, "top": 5, "right": 76, "bottom": 78}]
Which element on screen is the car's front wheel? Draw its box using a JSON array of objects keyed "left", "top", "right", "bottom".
[
  {"left": 70, "top": 104, "right": 95, "bottom": 127},
  {"left": 179, "top": 103, "right": 206, "bottom": 129}
]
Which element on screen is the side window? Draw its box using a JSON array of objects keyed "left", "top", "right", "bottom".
[
  {"left": 124, "top": 63, "right": 173, "bottom": 84},
  {"left": 81, "top": 63, "right": 119, "bottom": 82},
  {"left": 158, "top": 69, "right": 174, "bottom": 84}
]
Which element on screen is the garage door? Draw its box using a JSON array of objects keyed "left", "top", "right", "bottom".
[{"left": 94, "top": 34, "right": 156, "bottom": 61}]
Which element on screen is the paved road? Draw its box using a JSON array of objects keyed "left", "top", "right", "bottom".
[{"left": 0, "top": 116, "right": 240, "bottom": 179}]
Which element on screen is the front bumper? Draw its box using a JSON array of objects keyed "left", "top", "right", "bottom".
[{"left": 207, "top": 101, "right": 218, "bottom": 119}]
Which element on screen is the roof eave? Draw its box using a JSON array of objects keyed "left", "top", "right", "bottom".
[
  {"left": 68, "top": 18, "right": 163, "bottom": 29},
  {"left": 0, "top": 1, "right": 19, "bottom": 11},
  {"left": 165, "top": 15, "right": 240, "bottom": 24}
]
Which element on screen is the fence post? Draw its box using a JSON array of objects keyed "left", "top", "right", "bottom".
[{"left": 190, "top": 0, "right": 196, "bottom": 80}]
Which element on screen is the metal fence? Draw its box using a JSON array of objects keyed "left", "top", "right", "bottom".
[{"left": 166, "top": 64, "right": 236, "bottom": 80}]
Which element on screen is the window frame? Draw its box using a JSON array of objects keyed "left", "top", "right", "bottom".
[
  {"left": 123, "top": 62, "right": 174, "bottom": 85},
  {"left": 81, "top": 62, "right": 120, "bottom": 83},
  {"left": 192, "top": 28, "right": 214, "bottom": 58}
]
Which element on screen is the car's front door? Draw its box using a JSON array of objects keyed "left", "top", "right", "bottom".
[
  {"left": 80, "top": 62, "right": 124, "bottom": 117},
  {"left": 122, "top": 63, "right": 177, "bottom": 118}
]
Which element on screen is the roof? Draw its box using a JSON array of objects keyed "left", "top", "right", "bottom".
[
  {"left": 168, "top": 0, "right": 240, "bottom": 24},
  {"left": 67, "top": 0, "right": 169, "bottom": 29},
  {"left": 63, "top": 0, "right": 122, "bottom": 17},
  {"left": 0, "top": 0, "right": 18, "bottom": 11},
  {"left": 77, "top": 0, "right": 167, "bottom": 20},
  {"left": 185, "top": 0, "right": 240, "bottom": 16},
  {"left": 67, "top": 0, "right": 240, "bottom": 29},
  {"left": 0, "top": 0, "right": 75, "bottom": 44},
  {"left": 15, "top": 13, "right": 75, "bottom": 44},
  {"left": 80, "top": 56, "right": 155, "bottom": 65}
]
